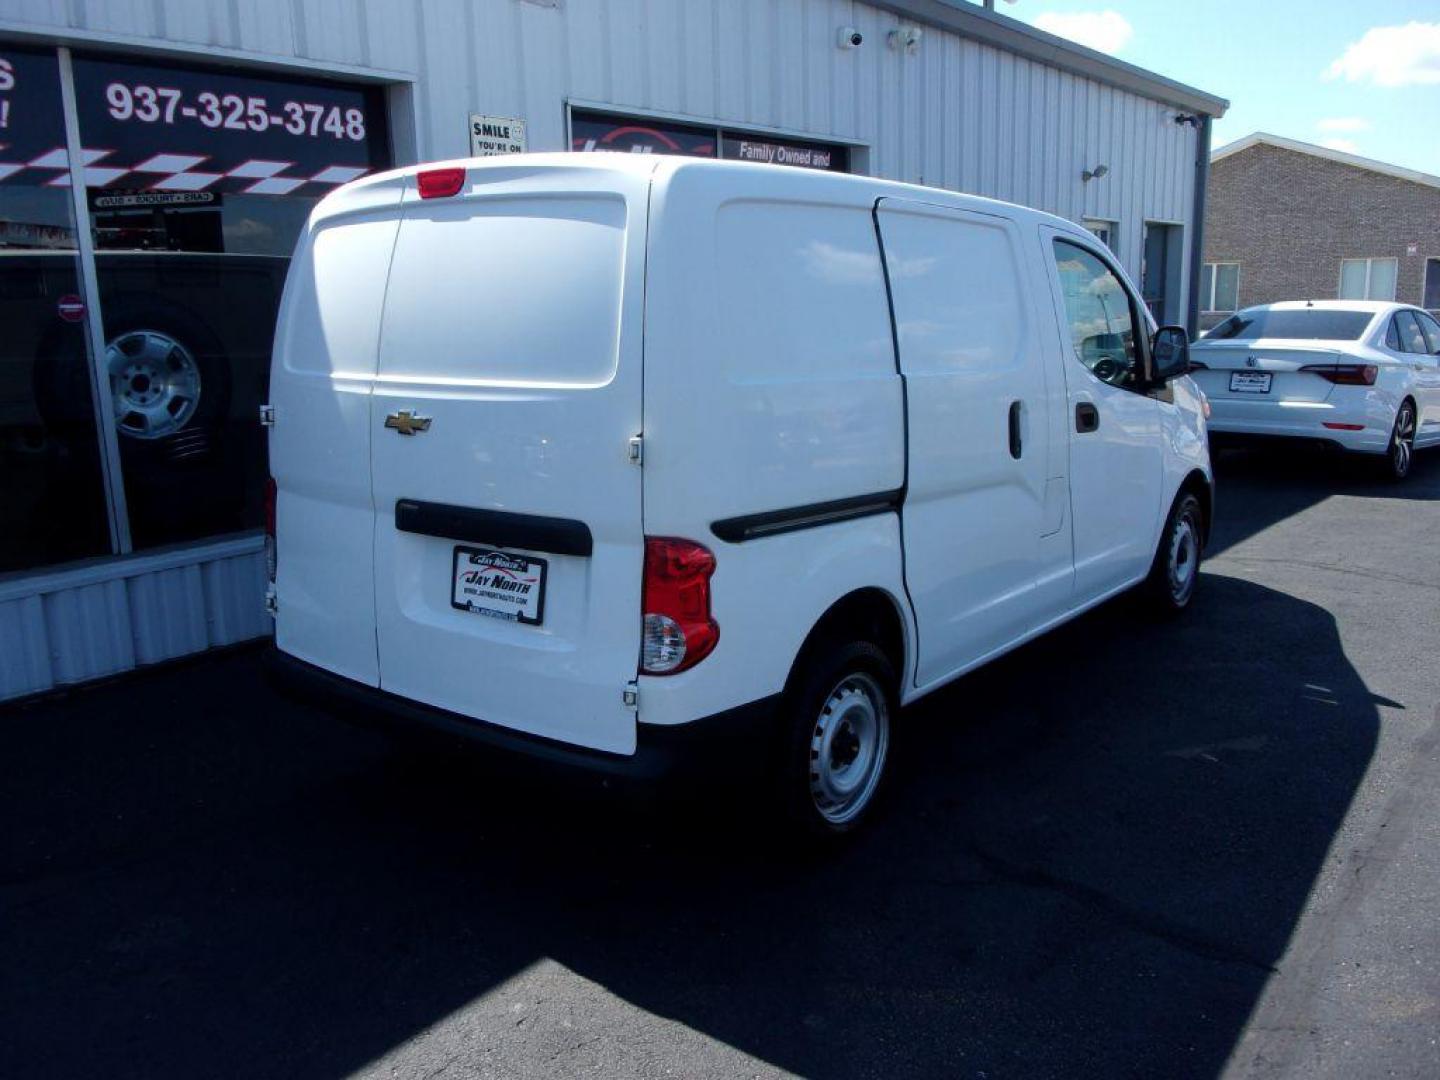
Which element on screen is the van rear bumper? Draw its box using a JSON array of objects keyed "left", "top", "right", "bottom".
[{"left": 265, "top": 647, "right": 779, "bottom": 786}]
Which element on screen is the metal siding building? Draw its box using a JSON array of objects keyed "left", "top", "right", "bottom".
[{"left": 0, "top": 0, "right": 1225, "bottom": 702}]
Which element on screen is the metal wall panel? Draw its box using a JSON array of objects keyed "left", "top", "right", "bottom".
[
  {"left": 0, "top": 538, "right": 267, "bottom": 703},
  {"left": 0, "top": 0, "right": 1201, "bottom": 292}
]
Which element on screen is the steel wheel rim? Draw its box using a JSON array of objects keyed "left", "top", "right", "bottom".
[
  {"left": 1168, "top": 512, "right": 1199, "bottom": 602},
  {"left": 809, "top": 672, "right": 890, "bottom": 826},
  {"left": 1392, "top": 405, "right": 1415, "bottom": 477},
  {"left": 107, "top": 330, "right": 202, "bottom": 440}
]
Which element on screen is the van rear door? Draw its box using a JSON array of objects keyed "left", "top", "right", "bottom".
[
  {"left": 369, "top": 162, "right": 651, "bottom": 754},
  {"left": 270, "top": 178, "right": 404, "bottom": 686}
]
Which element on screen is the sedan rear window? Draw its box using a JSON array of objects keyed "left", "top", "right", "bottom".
[{"left": 1204, "top": 309, "right": 1373, "bottom": 341}]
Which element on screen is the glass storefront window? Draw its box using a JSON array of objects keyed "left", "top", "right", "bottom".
[
  {"left": 0, "top": 45, "right": 112, "bottom": 572},
  {"left": 70, "top": 54, "right": 389, "bottom": 549},
  {"left": 571, "top": 108, "right": 849, "bottom": 172}
]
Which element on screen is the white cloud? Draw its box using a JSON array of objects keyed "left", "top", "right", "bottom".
[
  {"left": 1032, "top": 11, "right": 1134, "bottom": 56},
  {"left": 1316, "top": 117, "right": 1370, "bottom": 133},
  {"left": 1320, "top": 138, "right": 1360, "bottom": 154},
  {"left": 1324, "top": 22, "right": 1440, "bottom": 86}
]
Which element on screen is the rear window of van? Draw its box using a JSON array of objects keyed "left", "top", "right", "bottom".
[{"left": 379, "top": 195, "right": 627, "bottom": 386}]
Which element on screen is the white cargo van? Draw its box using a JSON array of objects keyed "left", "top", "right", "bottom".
[{"left": 266, "top": 154, "right": 1211, "bottom": 836}]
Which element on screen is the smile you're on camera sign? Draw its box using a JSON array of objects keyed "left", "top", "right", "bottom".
[{"left": 469, "top": 114, "right": 526, "bottom": 157}]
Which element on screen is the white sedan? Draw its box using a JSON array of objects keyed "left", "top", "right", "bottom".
[{"left": 1191, "top": 301, "right": 1440, "bottom": 479}]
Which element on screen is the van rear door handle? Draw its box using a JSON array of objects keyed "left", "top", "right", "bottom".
[
  {"left": 1075, "top": 402, "right": 1100, "bottom": 433},
  {"left": 1008, "top": 400, "right": 1023, "bottom": 458}
]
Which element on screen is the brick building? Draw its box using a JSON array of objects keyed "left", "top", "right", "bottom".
[{"left": 1200, "top": 132, "right": 1440, "bottom": 329}]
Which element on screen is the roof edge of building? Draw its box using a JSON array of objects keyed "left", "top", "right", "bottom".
[
  {"left": 1212, "top": 132, "right": 1440, "bottom": 192},
  {"left": 872, "top": 0, "right": 1228, "bottom": 117}
]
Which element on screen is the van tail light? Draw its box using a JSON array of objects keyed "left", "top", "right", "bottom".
[
  {"left": 1300, "top": 363, "right": 1378, "bottom": 386},
  {"left": 641, "top": 538, "right": 719, "bottom": 675},
  {"left": 417, "top": 167, "right": 465, "bottom": 199},
  {"left": 264, "top": 476, "right": 277, "bottom": 584}
]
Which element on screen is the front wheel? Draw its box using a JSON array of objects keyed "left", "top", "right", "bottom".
[
  {"left": 1145, "top": 491, "right": 1204, "bottom": 614},
  {"left": 779, "top": 641, "right": 897, "bottom": 840}
]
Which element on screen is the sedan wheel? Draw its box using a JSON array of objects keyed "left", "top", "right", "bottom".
[{"left": 1386, "top": 401, "right": 1416, "bottom": 481}]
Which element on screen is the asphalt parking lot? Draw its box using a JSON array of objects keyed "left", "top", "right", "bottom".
[{"left": 3, "top": 447, "right": 1438, "bottom": 1080}]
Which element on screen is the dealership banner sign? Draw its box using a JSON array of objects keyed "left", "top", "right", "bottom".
[
  {"left": 570, "top": 109, "right": 848, "bottom": 172},
  {"left": 0, "top": 47, "right": 67, "bottom": 186},
  {"left": 0, "top": 53, "right": 388, "bottom": 195},
  {"left": 572, "top": 111, "right": 717, "bottom": 158}
]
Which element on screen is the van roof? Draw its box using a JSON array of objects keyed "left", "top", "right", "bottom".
[{"left": 318, "top": 153, "right": 1090, "bottom": 239}]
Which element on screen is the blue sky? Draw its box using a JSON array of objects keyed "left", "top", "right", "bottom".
[{"left": 1003, "top": 0, "right": 1440, "bottom": 175}]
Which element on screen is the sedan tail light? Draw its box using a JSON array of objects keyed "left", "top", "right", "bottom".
[
  {"left": 641, "top": 538, "right": 719, "bottom": 675},
  {"left": 1300, "top": 363, "right": 1378, "bottom": 386}
]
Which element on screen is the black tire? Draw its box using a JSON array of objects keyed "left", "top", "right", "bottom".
[
  {"left": 1378, "top": 399, "right": 1417, "bottom": 482},
  {"left": 778, "top": 640, "right": 898, "bottom": 841},
  {"left": 1145, "top": 490, "right": 1204, "bottom": 614}
]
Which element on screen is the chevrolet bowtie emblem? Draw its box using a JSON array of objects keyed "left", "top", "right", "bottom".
[{"left": 384, "top": 410, "right": 432, "bottom": 436}]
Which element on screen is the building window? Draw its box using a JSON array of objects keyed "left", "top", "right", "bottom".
[
  {"left": 570, "top": 108, "right": 850, "bottom": 172},
  {"left": 1339, "top": 257, "right": 1398, "bottom": 301},
  {"left": 0, "top": 41, "right": 393, "bottom": 569},
  {"left": 1200, "top": 262, "right": 1240, "bottom": 313},
  {"left": 1082, "top": 219, "right": 1117, "bottom": 251},
  {"left": 70, "top": 53, "right": 391, "bottom": 551},
  {"left": 0, "top": 45, "right": 114, "bottom": 571}
]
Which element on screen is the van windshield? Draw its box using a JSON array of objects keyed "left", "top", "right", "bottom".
[{"left": 1204, "top": 309, "right": 1373, "bottom": 341}]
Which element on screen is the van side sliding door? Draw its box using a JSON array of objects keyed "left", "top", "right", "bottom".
[{"left": 877, "top": 200, "right": 1070, "bottom": 688}]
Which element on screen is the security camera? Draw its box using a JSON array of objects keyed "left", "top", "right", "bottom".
[{"left": 838, "top": 27, "right": 863, "bottom": 49}]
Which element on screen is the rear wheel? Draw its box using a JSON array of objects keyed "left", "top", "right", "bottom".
[
  {"left": 1145, "top": 490, "right": 1204, "bottom": 614},
  {"left": 1380, "top": 400, "right": 1416, "bottom": 481},
  {"left": 779, "top": 641, "right": 896, "bottom": 839}
]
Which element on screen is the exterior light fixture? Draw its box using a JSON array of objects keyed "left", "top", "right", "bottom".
[
  {"left": 888, "top": 26, "right": 924, "bottom": 53},
  {"left": 1082, "top": 165, "right": 1109, "bottom": 182}
]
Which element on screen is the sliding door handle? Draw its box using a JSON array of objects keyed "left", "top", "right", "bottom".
[
  {"left": 1008, "top": 400, "right": 1023, "bottom": 458},
  {"left": 1075, "top": 402, "right": 1100, "bottom": 433}
]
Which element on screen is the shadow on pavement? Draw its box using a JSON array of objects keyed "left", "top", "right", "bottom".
[
  {"left": 1208, "top": 442, "right": 1440, "bottom": 558},
  {"left": 0, "top": 565, "right": 1379, "bottom": 1078}
]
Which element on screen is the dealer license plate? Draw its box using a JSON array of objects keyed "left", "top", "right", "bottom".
[
  {"left": 451, "top": 546, "right": 547, "bottom": 625},
  {"left": 1229, "top": 371, "right": 1272, "bottom": 394}
]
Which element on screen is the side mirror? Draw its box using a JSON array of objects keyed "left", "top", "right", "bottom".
[{"left": 1150, "top": 325, "right": 1190, "bottom": 383}]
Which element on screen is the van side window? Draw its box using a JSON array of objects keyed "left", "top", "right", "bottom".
[{"left": 1051, "top": 239, "right": 1144, "bottom": 392}]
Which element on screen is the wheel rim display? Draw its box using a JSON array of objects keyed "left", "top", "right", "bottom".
[{"left": 107, "top": 329, "right": 202, "bottom": 440}]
